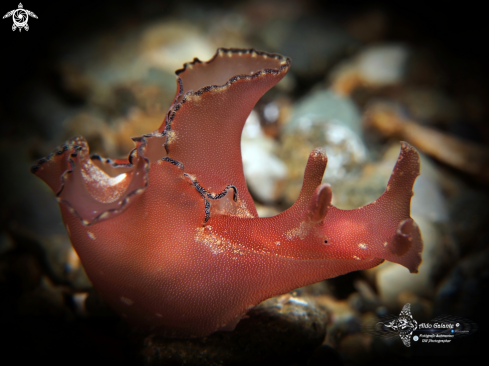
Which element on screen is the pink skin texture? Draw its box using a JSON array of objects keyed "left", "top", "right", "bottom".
[{"left": 32, "top": 48, "right": 423, "bottom": 337}]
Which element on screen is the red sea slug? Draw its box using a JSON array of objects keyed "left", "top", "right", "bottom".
[{"left": 32, "top": 48, "right": 423, "bottom": 337}]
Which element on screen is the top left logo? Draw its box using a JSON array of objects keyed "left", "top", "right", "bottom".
[{"left": 3, "top": 3, "right": 38, "bottom": 32}]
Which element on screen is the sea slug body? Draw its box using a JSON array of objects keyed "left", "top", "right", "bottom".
[{"left": 32, "top": 48, "right": 423, "bottom": 337}]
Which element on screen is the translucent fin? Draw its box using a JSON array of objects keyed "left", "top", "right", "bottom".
[{"left": 31, "top": 136, "right": 157, "bottom": 225}]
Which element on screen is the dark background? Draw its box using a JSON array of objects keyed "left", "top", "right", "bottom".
[
  {"left": 2, "top": 0, "right": 489, "bottom": 114},
  {"left": 1, "top": 1, "right": 488, "bottom": 365}
]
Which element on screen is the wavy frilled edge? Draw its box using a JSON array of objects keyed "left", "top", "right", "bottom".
[
  {"left": 31, "top": 48, "right": 291, "bottom": 226},
  {"left": 160, "top": 48, "right": 292, "bottom": 151},
  {"left": 31, "top": 135, "right": 152, "bottom": 226}
]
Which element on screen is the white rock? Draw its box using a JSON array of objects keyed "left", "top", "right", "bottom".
[
  {"left": 285, "top": 89, "right": 367, "bottom": 183},
  {"left": 139, "top": 22, "right": 216, "bottom": 74},
  {"left": 241, "top": 111, "right": 288, "bottom": 203},
  {"left": 357, "top": 44, "right": 409, "bottom": 86}
]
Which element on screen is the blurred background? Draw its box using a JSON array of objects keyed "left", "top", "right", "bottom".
[{"left": 1, "top": 0, "right": 488, "bottom": 365}]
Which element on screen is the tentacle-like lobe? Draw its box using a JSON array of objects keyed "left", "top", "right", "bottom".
[{"left": 32, "top": 48, "right": 423, "bottom": 337}]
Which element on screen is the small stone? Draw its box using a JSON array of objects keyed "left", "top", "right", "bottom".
[
  {"left": 242, "top": 111, "right": 288, "bottom": 203},
  {"left": 140, "top": 294, "right": 327, "bottom": 366},
  {"left": 434, "top": 245, "right": 489, "bottom": 318},
  {"left": 259, "top": 16, "right": 357, "bottom": 78},
  {"left": 348, "top": 280, "right": 379, "bottom": 313},
  {"left": 400, "top": 87, "right": 460, "bottom": 126},
  {"left": 331, "top": 44, "right": 410, "bottom": 95},
  {"left": 281, "top": 89, "right": 366, "bottom": 206},
  {"left": 139, "top": 21, "right": 216, "bottom": 74},
  {"left": 17, "top": 276, "right": 72, "bottom": 320},
  {"left": 357, "top": 44, "right": 410, "bottom": 86},
  {"left": 287, "top": 89, "right": 363, "bottom": 135},
  {"left": 316, "top": 295, "right": 361, "bottom": 338},
  {"left": 56, "top": 62, "right": 94, "bottom": 102}
]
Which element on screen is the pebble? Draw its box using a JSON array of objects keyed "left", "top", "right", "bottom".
[
  {"left": 241, "top": 111, "right": 288, "bottom": 203},
  {"left": 140, "top": 294, "right": 327, "bottom": 366},
  {"left": 287, "top": 89, "right": 363, "bottom": 135},
  {"left": 356, "top": 44, "right": 410, "bottom": 86},
  {"left": 400, "top": 87, "right": 460, "bottom": 126},
  {"left": 280, "top": 89, "right": 366, "bottom": 206},
  {"left": 434, "top": 245, "right": 489, "bottom": 318},
  {"left": 315, "top": 295, "right": 362, "bottom": 341},
  {"left": 139, "top": 21, "right": 216, "bottom": 74}
]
